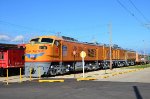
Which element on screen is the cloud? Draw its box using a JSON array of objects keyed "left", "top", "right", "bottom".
[
  {"left": 0, "top": 34, "right": 24, "bottom": 43},
  {"left": 0, "top": 34, "right": 10, "bottom": 41},
  {"left": 12, "top": 35, "right": 24, "bottom": 42}
]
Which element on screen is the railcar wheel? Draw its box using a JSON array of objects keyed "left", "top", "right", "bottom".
[
  {"left": 50, "top": 69, "right": 57, "bottom": 76},
  {"left": 131, "top": 62, "right": 135, "bottom": 66},
  {"left": 48, "top": 65, "right": 57, "bottom": 76}
]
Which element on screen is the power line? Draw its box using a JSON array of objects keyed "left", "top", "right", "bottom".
[
  {"left": 128, "top": 0, "right": 150, "bottom": 23},
  {"left": 0, "top": 20, "right": 55, "bottom": 34},
  {"left": 116, "top": 0, "right": 144, "bottom": 25}
]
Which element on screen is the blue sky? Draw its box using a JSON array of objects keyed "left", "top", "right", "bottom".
[{"left": 0, "top": 0, "right": 150, "bottom": 54}]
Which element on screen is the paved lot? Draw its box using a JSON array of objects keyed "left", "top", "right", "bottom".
[
  {"left": 1, "top": 67, "right": 150, "bottom": 83},
  {"left": 0, "top": 67, "right": 150, "bottom": 99},
  {"left": 0, "top": 79, "right": 150, "bottom": 99},
  {"left": 96, "top": 67, "right": 150, "bottom": 83}
]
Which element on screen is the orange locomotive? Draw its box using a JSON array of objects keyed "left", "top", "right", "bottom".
[{"left": 25, "top": 35, "right": 136, "bottom": 77}]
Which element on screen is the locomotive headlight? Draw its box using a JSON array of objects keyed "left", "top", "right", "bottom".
[
  {"left": 31, "top": 41, "right": 35, "bottom": 45},
  {"left": 67, "top": 65, "right": 70, "bottom": 67}
]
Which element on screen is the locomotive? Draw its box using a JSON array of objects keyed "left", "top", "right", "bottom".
[{"left": 25, "top": 35, "right": 139, "bottom": 77}]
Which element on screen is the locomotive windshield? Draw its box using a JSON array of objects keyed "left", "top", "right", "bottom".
[
  {"left": 30, "top": 38, "right": 53, "bottom": 44},
  {"left": 41, "top": 38, "right": 53, "bottom": 43}
]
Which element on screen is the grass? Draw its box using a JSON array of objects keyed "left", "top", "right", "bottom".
[{"left": 123, "top": 64, "right": 150, "bottom": 69}]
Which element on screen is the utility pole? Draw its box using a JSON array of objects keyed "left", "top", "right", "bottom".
[
  {"left": 56, "top": 32, "right": 61, "bottom": 37},
  {"left": 143, "top": 40, "right": 146, "bottom": 64},
  {"left": 108, "top": 23, "right": 112, "bottom": 70}
]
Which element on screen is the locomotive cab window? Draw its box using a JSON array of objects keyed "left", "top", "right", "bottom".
[
  {"left": 41, "top": 38, "right": 53, "bottom": 43},
  {"left": 30, "top": 38, "right": 39, "bottom": 42},
  {"left": 54, "top": 40, "right": 60, "bottom": 46}
]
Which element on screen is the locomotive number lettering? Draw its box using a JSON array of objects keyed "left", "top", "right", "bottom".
[{"left": 88, "top": 49, "right": 96, "bottom": 57}]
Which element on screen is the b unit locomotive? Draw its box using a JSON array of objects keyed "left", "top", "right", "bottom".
[{"left": 25, "top": 35, "right": 138, "bottom": 77}]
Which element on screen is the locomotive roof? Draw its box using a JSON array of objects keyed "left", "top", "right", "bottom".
[
  {"left": 30, "top": 35, "right": 136, "bottom": 52},
  {"left": 32, "top": 36, "right": 63, "bottom": 40}
]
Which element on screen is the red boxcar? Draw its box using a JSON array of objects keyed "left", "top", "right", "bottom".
[{"left": 0, "top": 43, "right": 25, "bottom": 76}]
